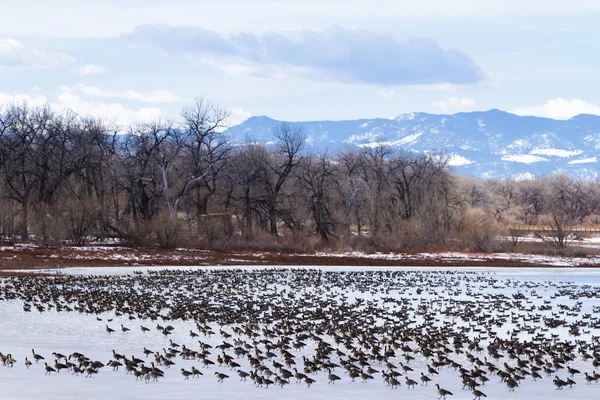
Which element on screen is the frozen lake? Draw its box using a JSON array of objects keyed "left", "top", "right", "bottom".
[{"left": 1, "top": 265, "right": 600, "bottom": 399}]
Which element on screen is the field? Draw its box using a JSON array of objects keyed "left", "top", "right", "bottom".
[{"left": 1, "top": 266, "right": 600, "bottom": 399}]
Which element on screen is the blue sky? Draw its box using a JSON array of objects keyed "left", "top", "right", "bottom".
[{"left": 1, "top": 0, "right": 600, "bottom": 127}]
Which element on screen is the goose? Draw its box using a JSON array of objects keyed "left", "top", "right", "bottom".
[
  {"left": 54, "top": 361, "right": 68, "bottom": 372},
  {"left": 472, "top": 389, "right": 487, "bottom": 399},
  {"left": 121, "top": 324, "right": 130, "bottom": 333},
  {"left": 180, "top": 368, "right": 192, "bottom": 379},
  {"left": 304, "top": 376, "right": 316, "bottom": 387},
  {"left": 44, "top": 362, "right": 56, "bottom": 375},
  {"left": 214, "top": 372, "right": 229, "bottom": 382},
  {"left": 436, "top": 383, "right": 453, "bottom": 399},
  {"left": 140, "top": 325, "right": 150, "bottom": 333},
  {"left": 191, "top": 366, "right": 202, "bottom": 377},
  {"left": 32, "top": 349, "right": 44, "bottom": 363},
  {"left": 106, "top": 325, "right": 114, "bottom": 334},
  {"left": 405, "top": 376, "right": 418, "bottom": 388},
  {"left": 327, "top": 369, "right": 341, "bottom": 384},
  {"left": 71, "top": 365, "right": 83, "bottom": 375},
  {"left": 237, "top": 369, "right": 249, "bottom": 381},
  {"left": 24, "top": 357, "right": 32, "bottom": 368},
  {"left": 85, "top": 366, "right": 98, "bottom": 378},
  {"left": 420, "top": 372, "right": 432, "bottom": 385}
]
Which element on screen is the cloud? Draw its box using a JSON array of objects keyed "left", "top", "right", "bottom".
[
  {"left": 123, "top": 24, "right": 484, "bottom": 85},
  {"left": 228, "top": 106, "right": 252, "bottom": 126},
  {"left": 73, "top": 64, "right": 105, "bottom": 76},
  {"left": 56, "top": 91, "right": 162, "bottom": 126},
  {"left": 0, "top": 92, "right": 49, "bottom": 107},
  {"left": 0, "top": 38, "right": 74, "bottom": 67},
  {"left": 512, "top": 98, "right": 600, "bottom": 119},
  {"left": 431, "top": 96, "right": 476, "bottom": 112},
  {"left": 60, "top": 84, "right": 183, "bottom": 103},
  {"left": 376, "top": 89, "right": 396, "bottom": 99},
  {"left": 0, "top": 90, "right": 163, "bottom": 128}
]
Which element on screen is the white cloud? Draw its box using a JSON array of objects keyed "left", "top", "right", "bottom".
[
  {"left": 0, "top": 92, "right": 49, "bottom": 107},
  {"left": 447, "top": 154, "right": 475, "bottom": 166},
  {"left": 60, "top": 84, "right": 183, "bottom": 103},
  {"left": 73, "top": 64, "right": 105, "bottom": 76},
  {"left": 431, "top": 96, "right": 476, "bottom": 113},
  {"left": 568, "top": 157, "right": 597, "bottom": 165},
  {"left": 228, "top": 106, "right": 252, "bottom": 126},
  {"left": 56, "top": 91, "right": 163, "bottom": 127},
  {"left": 512, "top": 98, "right": 600, "bottom": 119},
  {"left": 0, "top": 90, "right": 163, "bottom": 128},
  {"left": 0, "top": 38, "right": 74, "bottom": 67},
  {"left": 124, "top": 24, "right": 484, "bottom": 85},
  {"left": 376, "top": 89, "right": 396, "bottom": 99},
  {"left": 501, "top": 154, "right": 549, "bottom": 164}
]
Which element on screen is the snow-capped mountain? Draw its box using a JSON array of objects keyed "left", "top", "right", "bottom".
[{"left": 224, "top": 109, "right": 600, "bottom": 179}]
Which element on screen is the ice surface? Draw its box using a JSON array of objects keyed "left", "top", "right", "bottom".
[{"left": 1, "top": 266, "right": 600, "bottom": 399}]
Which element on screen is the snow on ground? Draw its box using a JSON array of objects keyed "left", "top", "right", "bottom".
[
  {"left": 309, "top": 250, "right": 600, "bottom": 267},
  {"left": 2, "top": 266, "right": 600, "bottom": 399}
]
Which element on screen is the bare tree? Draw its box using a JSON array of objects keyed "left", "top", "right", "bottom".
[{"left": 260, "top": 122, "right": 306, "bottom": 236}]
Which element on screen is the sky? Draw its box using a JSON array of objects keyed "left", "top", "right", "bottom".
[{"left": 1, "top": 0, "right": 600, "bottom": 127}]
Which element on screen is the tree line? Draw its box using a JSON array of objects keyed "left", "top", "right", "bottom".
[{"left": 0, "top": 99, "right": 598, "bottom": 252}]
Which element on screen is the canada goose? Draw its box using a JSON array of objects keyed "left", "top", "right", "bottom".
[
  {"left": 106, "top": 325, "right": 114, "bottom": 333},
  {"left": 44, "top": 362, "right": 56, "bottom": 375},
  {"left": 472, "top": 389, "right": 487, "bottom": 399},
  {"left": 405, "top": 376, "right": 418, "bottom": 388},
  {"left": 585, "top": 372, "right": 598, "bottom": 384},
  {"left": 140, "top": 325, "right": 150, "bottom": 333},
  {"left": 327, "top": 369, "right": 341, "bottom": 384},
  {"left": 180, "top": 368, "right": 192, "bottom": 379},
  {"left": 191, "top": 366, "right": 202, "bottom": 377},
  {"left": 202, "top": 358, "right": 215, "bottom": 368},
  {"left": 237, "top": 369, "right": 249, "bottom": 381},
  {"left": 436, "top": 383, "right": 453, "bottom": 399},
  {"left": 304, "top": 376, "right": 316, "bottom": 387},
  {"left": 32, "top": 349, "right": 44, "bottom": 363},
  {"left": 52, "top": 352, "right": 66, "bottom": 361},
  {"left": 421, "top": 372, "right": 432, "bottom": 385},
  {"left": 54, "top": 361, "right": 68, "bottom": 372},
  {"left": 24, "top": 357, "right": 32, "bottom": 368},
  {"left": 85, "top": 366, "right": 97, "bottom": 378},
  {"left": 142, "top": 347, "right": 153, "bottom": 357},
  {"left": 121, "top": 324, "right": 130, "bottom": 333},
  {"left": 214, "top": 372, "right": 229, "bottom": 382},
  {"left": 554, "top": 376, "right": 567, "bottom": 390},
  {"left": 71, "top": 365, "right": 83, "bottom": 375}
]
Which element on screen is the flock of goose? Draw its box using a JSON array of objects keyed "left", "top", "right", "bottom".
[{"left": 1, "top": 267, "right": 600, "bottom": 399}]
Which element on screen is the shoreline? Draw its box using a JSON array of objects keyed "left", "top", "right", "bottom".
[{"left": 0, "top": 245, "right": 598, "bottom": 271}]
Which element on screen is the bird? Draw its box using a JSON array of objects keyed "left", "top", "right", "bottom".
[
  {"left": 328, "top": 369, "right": 341, "bottom": 384},
  {"left": 436, "top": 383, "right": 453, "bottom": 399},
  {"left": 472, "top": 389, "right": 487, "bottom": 399},
  {"left": 44, "top": 362, "right": 56, "bottom": 375},
  {"left": 214, "top": 372, "right": 229, "bottom": 382},
  {"left": 106, "top": 325, "right": 114, "bottom": 333},
  {"left": 32, "top": 349, "right": 44, "bottom": 363},
  {"left": 180, "top": 368, "right": 192, "bottom": 379}
]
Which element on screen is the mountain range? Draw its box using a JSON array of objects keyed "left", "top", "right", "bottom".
[{"left": 223, "top": 109, "right": 600, "bottom": 179}]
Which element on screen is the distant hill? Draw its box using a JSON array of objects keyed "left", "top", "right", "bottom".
[{"left": 223, "top": 110, "right": 600, "bottom": 179}]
